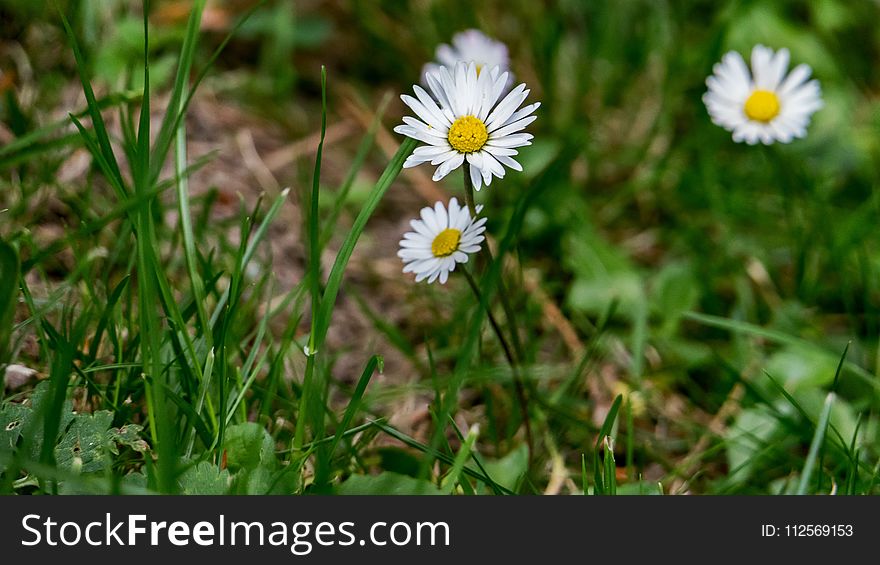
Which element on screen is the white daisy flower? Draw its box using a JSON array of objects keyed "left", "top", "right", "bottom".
[
  {"left": 422, "top": 29, "right": 511, "bottom": 83},
  {"left": 395, "top": 61, "right": 539, "bottom": 191},
  {"left": 398, "top": 197, "right": 487, "bottom": 284},
  {"left": 703, "top": 45, "right": 823, "bottom": 145}
]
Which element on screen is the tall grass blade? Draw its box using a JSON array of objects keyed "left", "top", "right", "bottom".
[
  {"left": 0, "top": 240, "right": 20, "bottom": 367},
  {"left": 796, "top": 392, "right": 835, "bottom": 495}
]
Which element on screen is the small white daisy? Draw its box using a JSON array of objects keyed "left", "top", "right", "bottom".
[
  {"left": 395, "top": 61, "right": 539, "bottom": 191},
  {"left": 703, "top": 45, "right": 823, "bottom": 145},
  {"left": 398, "top": 197, "right": 487, "bottom": 284},
  {"left": 422, "top": 29, "right": 511, "bottom": 84}
]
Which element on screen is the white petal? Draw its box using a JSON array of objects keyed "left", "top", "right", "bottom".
[
  {"left": 777, "top": 63, "right": 812, "bottom": 97},
  {"left": 432, "top": 153, "right": 464, "bottom": 180},
  {"left": 394, "top": 125, "right": 448, "bottom": 146},
  {"left": 486, "top": 133, "right": 533, "bottom": 148},
  {"left": 489, "top": 115, "right": 537, "bottom": 137},
  {"left": 493, "top": 154, "right": 523, "bottom": 171},
  {"left": 430, "top": 149, "right": 460, "bottom": 166},
  {"left": 413, "top": 85, "right": 453, "bottom": 128},
  {"left": 434, "top": 200, "right": 448, "bottom": 229},
  {"left": 750, "top": 45, "right": 774, "bottom": 90},
  {"left": 484, "top": 83, "right": 528, "bottom": 130},
  {"left": 502, "top": 102, "right": 540, "bottom": 127},
  {"left": 400, "top": 95, "right": 446, "bottom": 129},
  {"left": 766, "top": 47, "right": 789, "bottom": 91},
  {"left": 714, "top": 51, "right": 752, "bottom": 99},
  {"left": 468, "top": 159, "right": 484, "bottom": 191},
  {"left": 420, "top": 205, "right": 441, "bottom": 233},
  {"left": 483, "top": 145, "right": 518, "bottom": 157},
  {"left": 413, "top": 144, "right": 455, "bottom": 159},
  {"left": 398, "top": 248, "right": 434, "bottom": 260},
  {"left": 479, "top": 151, "right": 507, "bottom": 178},
  {"left": 403, "top": 116, "right": 448, "bottom": 137}
]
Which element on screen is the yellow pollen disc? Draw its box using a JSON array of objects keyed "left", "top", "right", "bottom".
[
  {"left": 447, "top": 115, "right": 489, "bottom": 153},
  {"left": 431, "top": 228, "right": 461, "bottom": 258},
  {"left": 744, "top": 90, "right": 780, "bottom": 123}
]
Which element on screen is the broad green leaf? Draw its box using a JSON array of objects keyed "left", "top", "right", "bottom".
[
  {"left": 54, "top": 411, "right": 114, "bottom": 473},
  {"left": 108, "top": 424, "right": 150, "bottom": 454},
  {"left": 564, "top": 227, "right": 644, "bottom": 319},
  {"left": 336, "top": 471, "right": 444, "bottom": 495},
  {"left": 650, "top": 261, "right": 700, "bottom": 335},
  {"left": 481, "top": 444, "right": 529, "bottom": 492},
  {"left": 27, "top": 381, "right": 75, "bottom": 461},
  {"left": 224, "top": 422, "right": 275, "bottom": 472},
  {"left": 0, "top": 402, "right": 30, "bottom": 472},
  {"left": 235, "top": 466, "right": 274, "bottom": 495},
  {"left": 726, "top": 406, "right": 780, "bottom": 482},
  {"left": 766, "top": 346, "right": 840, "bottom": 391},
  {"left": 179, "top": 461, "right": 231, "bottom": 495}
]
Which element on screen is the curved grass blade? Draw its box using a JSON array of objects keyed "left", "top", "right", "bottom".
[
  {"left": 311, "top": 137, "right": 417, "bottom": 352},
  {"left": 327, "top": 355, "right": 382, "bottom": 461},
  {"left": 0, "top": 240, "right": 20, "bottom": 367},
  {"left": 796, "top": 392, "right": 835, "bottom": 495}
]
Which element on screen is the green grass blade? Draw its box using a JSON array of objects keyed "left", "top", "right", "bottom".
[
  {"left": 150, "top": 0, "right": 267, "bottom": 186},
  {"left": 58, "top": 10, "right": 126, "bottom": 195},
  {"left": 442, "top": 424, "right": 479, "bottom": 494},
  {"left": 311, "top": 137, "right": 417, "bottom": 351},
  {"left": 150, "top": 0, "right": 205, "bottom": 183},
  {"left": 186, "top": 348, "right": 216, "bottom": 458},
  {"left": 796, "top": 392, "right": 835, "bottom": 495},
  {"left": 594, "top": 394, "right": 622, "bottom": 495},
  {"left": 327, "top": 355, "right": 382, "bottom": 464},
  {"left": 0, "top": 90, "right": 139, "bottom": 161},
  {"left": 319, "top": 92, "right": 393, "bottom": 248},
  {"left": 371, "top": 421, "right": 514, "bottom": 494},
  {"left": 68, "top": 115, "right": 128, "bottom": 201},
  {"left": 174, "top": 81, "right": 212, "bottom": 344},
  {"left": 581, "top": 453, "right": 588, "bottom": 495},
  {"left": 0, "top": 240, "right": 20, "bottom": 366},
  {"left": 447, "top": 416, "right": 503, "bottom": 495},
  {"left": 603, "top": 436, "right": 617, "bottom": 495},
  {"left": 685, "top": 312, "right": 876, "bottom": 388},
  {"left": 306, "top": 66, "right": 328, "bottom": 357},
  {"left": 86, "top": 275, "right": 130, "bottom": 362},
  {"left": 294, "top": 136, "right": 415, "bottom": 453}
]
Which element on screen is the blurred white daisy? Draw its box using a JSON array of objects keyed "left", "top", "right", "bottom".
[
  {"left": 395, "top": 61, "right": 539, "bottom": 190},
  {"left": 423, "top": 29, "right": 510, "bottom": 83},
  {"left": 398, "top": 197, "right": 487, "bottom": 284},
  {"left": 703, "top": 45, "right": 823, "bottom": 145}
]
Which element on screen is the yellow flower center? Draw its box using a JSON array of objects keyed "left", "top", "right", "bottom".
[
  {"left": 447, "top": 115, "right": 488, "bottom": 154},
  {"left": 431, "top": 228, "right": 461, "bottom": 257},
  {"left": 743, "top": 90, "right": 780, "bottom": 123}
]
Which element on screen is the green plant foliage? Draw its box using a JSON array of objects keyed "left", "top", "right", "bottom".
[{"left": 336, "top": 472, "right": 444, "bottom": 495}]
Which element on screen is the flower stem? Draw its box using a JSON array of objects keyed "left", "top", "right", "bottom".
[
  {"left": 462, "top": 163, "right": 534, "bottom": 465},
  {"left": 462, "top": 162, "right": 526, "bottom": 365},
  {"left": 462, "top": 268, "right": 533, "bottom": 461},
  {"left": 462, "top": 163, "right": 479, "bottom": 219}
]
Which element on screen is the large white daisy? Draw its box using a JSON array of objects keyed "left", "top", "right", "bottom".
[
  {"left": 703, "top": 45, "right": 823, "bottom": 145},
  {"left": 422, "top": 29, "right": 511, "bottom": 84},
  {"left": 395, "top": 61, "right": 539, "bottom": 191},
  {"left": 398, "top": 197, "right": 487, "bottom": 284}
]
